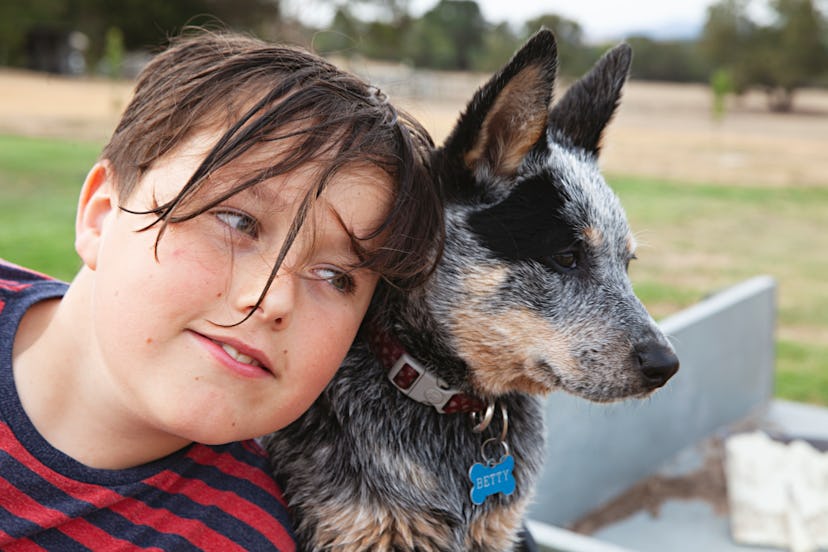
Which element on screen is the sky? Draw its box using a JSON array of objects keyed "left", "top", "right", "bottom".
[
  {"left": 456, "top": 0, "right": 720, "bottom": 40},
  {"left": 289, "top": 0, "right": 729, "bottom": 42},
  {"left": 287, "top": 0, "right": 801, "bottom": 43}
]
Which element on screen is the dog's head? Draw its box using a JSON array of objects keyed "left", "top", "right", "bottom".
[{"left": 428, "top": 30, "right": 678, "bottom": 402}]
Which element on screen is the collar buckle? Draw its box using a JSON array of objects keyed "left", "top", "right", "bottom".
[{"left": 388, "top": 353, "right": 457, "bottom": 413}]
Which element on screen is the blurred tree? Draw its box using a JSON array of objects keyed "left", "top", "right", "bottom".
[
  {"left": 0, "top": 0, "right": 292, "bottom": 73},
  {"left": 764, "top": 0, "right": 828, "bottom": 110},
  {"left": 344, "top": 0, "right": 413, "bottom": 25},
  {"left": 470, "top": 22, "right": 520, "bottom": 72},
  {"left": 315, "top": 3, "right": 412, "bottom": 61},
  {"left": 701, "top": 0, "right": 757, "bottom": 94},
  {"left": 0, "top": 0, "right": 65, "bottom": 66},
  {"left": 313, "top": 7, "right": 362, "bottom": 55},
  {"left": 523, "top": 14, "right": 591, "bottom": 76},
  {"left": 361, "top": 18, "right": 410, "bottom": 60},
  {"left": 702, "top": 0, "right": 828, "bottom": 111},
  {"left": 405, "top": 15, "right": 455, "bottom": 68},
  {"left": 411, "top": 0, "right": 486, "bottom": 70},
  {"left": 626, "top": 36, "right": 711, "bottom": 82},
  {"left": 103, "top": 26, "right": 123, "bottom": 78},
  {"left": 77, "top": 0, "right": 286, "bottom": 59},
  {"left": 710, "top": 67, "right": 735, "bottom": 119}
]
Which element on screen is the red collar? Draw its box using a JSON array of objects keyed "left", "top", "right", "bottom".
[{"left": 367, "top": 327, "right": 485, "bottom": 414}]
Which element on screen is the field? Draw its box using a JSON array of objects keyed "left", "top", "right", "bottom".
[{"left": 1, "top": 67, "right": 827, "bottom": 404}]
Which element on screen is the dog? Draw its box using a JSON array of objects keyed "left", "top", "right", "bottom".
[{"left": 263, "top": 29, "right": 679, "bottom": 551}]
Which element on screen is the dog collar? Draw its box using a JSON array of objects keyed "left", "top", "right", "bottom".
[{"left": 367, "top": 329, "right": 485, "bottom": 414}]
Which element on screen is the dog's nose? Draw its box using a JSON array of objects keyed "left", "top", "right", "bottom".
[{"left": 636, "top": 342, "right": 679, "bottom": 389}]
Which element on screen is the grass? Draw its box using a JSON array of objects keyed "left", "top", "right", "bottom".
[
  {"left": 612, "top": 175, "right": 828, "bottom": 405},
  {"left": 0, "top": 135, "right": 100, "bottom": 280},
  {"left": 1, "top": 134, "right": 826, "bottom": 405}
]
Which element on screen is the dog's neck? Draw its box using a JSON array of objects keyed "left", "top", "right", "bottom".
[
  {"left": 364, "top": 282, "right": 488, "bottom": 412},
  {"left": 366, "top": 325, "right": 485, "bottom": 413}
]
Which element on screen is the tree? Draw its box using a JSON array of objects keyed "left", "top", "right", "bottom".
[
  {"left": 1, "top": 0, "right": 292, "bottom": 73},
  {"left": 702, "top": 0, "right": 828, "bottom": 111},
  {"left": 343, "top": 0, "right": 413, "bottom": 26},
  {"left": 523, "top": 14, "right": 590, "bottom": 76},
  {"left": 411, "top": 0, "right": 487, "bottom": 70},
  {"left": 405, "top": 16, "right": 456, "bottom": 69},
  {"left": 701, "top": 0, "right": 758, "bottom": 94},
  {"left": 470, "top": 22, "right": 519, "bottom": 72},
  {"left": 0, "top": 0, "right": 64, "bottom": 66},
  {"left": 765, "top": 0, "right": 828, "bottom": 110},
  {"left": 313, "top": 7, "right": 362, "bottom": 55},
  {"left": 625, "top": 36, "right": 710, "bottom": 83}
]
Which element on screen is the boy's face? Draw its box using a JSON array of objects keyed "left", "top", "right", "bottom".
[{"left": 76, "top": 132, "right": 390, "bottom": 447}]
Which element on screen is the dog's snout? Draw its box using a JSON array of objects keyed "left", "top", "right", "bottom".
[{"left": 636, "top": 342, "right": 679, "bottom": 389}]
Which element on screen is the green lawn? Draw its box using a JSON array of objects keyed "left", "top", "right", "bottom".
[
  {"left": 0, "top": 135, "right": 100, "bottom": 280},
  {"left": 1, "top": 134, "right": 826, "bottom": 405},
  {"left": 612, "top": 175, "right": 828, "bottom": 405}
]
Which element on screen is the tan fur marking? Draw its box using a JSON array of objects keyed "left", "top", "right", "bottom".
[
  {"left": 464, "top": 65, "right": 550, "bottom": 176},
  {"left": 452, "top": 307, "right": 575, "bottom": 395},
  {"left": 583, "top": 226, "right": 604, "bottom": 248},
  {"left": 310, "top": 501, "right": 454, "bottom": 551},
  {"left": 447, "top": 265, "right": 576, "bottom": 395},
  {"left": 376, "top": 449, "right": 439, "bottom": 494},
  {"left": 462, "top": 265, "right": 510, "bottom": 295},
  {"left": 466, "top": 498, "right": 528, "bottom": 551},
  {"left": 626, "top": 233, "right": 637, "bottom": 255}
]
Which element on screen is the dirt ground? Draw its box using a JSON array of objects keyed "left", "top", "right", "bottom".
[{"left": 2, "top": 67, "right": 827, "bottom": 189}]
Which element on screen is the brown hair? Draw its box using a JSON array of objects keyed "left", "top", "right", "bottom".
[{"left": 101, "top": 30, "right": 443, "bottom": 313}]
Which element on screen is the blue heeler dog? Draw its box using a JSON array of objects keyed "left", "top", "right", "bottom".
[{"left": 263, "top": 29, "right": 679, "bottom": 551}]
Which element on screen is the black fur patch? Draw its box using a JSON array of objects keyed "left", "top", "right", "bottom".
[{"left": 468, "top": 173, "right": 576, "bottom": 261}]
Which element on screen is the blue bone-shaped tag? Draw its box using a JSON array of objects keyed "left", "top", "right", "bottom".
[{"left": 468, "top": 455, "right": 515, "bottom": 505}]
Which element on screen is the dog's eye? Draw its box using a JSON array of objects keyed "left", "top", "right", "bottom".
[
  {"left": 554, "top": 253, "right": 577, "bottom": 269},
  {"left": 539, "top": 252, "right": 579, "bottom": 273}
]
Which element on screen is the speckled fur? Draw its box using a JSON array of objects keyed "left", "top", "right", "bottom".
[{"left": 264, "top": 30, "right": 678, "bottom": 551}]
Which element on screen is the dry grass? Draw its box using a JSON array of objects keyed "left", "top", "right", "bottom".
[{"left": 3, "top": 67, "right": 827, "bottom": 189}]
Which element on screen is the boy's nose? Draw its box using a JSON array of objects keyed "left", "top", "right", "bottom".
[{"left": 236, "top": 267, "right": 297, "bottom": 327}]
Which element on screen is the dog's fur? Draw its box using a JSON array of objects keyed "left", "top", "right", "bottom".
[{"left": 263, "top": 30, "right": 679, "bottom": 551}]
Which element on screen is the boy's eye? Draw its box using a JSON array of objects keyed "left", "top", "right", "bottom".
[
  {"left": 215, "top": 210, "right": 259, "bottom": 238},
  {"left": 313, "top": 267, "right": 356, "bottom": 294}
]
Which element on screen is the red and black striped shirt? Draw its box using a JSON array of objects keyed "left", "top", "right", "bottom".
[{"left": 0, "top": 260, "right": 296, "bottom": 550}]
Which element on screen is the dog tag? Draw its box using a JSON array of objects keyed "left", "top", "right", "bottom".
[{"left": 468, "top": 454, "right": 515, "bottom": 505}]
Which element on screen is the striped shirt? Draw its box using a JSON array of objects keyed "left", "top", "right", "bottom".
[{"left": 0, "top": 260, "right": 296, "bottom": 551}]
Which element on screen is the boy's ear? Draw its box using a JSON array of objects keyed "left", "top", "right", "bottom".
[{"left": 75, "top": 161, "right": 116, "bottom": 271}]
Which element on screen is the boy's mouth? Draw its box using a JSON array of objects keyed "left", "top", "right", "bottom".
[
  {"left": 218, "top": 342, "right": 263, "bottom": 368},
  {"left": 191, "top": 330, "right": 274, "bottom": 375}
]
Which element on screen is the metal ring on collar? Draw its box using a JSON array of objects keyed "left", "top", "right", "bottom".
[
  {"left": 498, "top": 403, "right": 509, "bottom": 443},
  {"left": 470, "top": 402, "right": 495, "bottom": 433},
  {"left": 480, "top": 437, "right": 511, "bottom": 465}
]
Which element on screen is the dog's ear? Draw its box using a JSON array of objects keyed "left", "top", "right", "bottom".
[
  {"left": 548, "top": 42, "right": 632, "bottom": 156},
  {"left": 441, "top": 29, "right": 557, "bottom": 181}
]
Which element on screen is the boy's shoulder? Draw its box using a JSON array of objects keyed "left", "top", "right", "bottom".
[
  {"left": 0, "top": 260, "right": 65, "bottom": 322},
  {"left": 0, "top": 259, "right": 55, "bottom": 292}
]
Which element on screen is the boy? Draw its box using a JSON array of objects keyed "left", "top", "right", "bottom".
[{"left": 1, "top": 31, "right": 441, "bottom": 550}]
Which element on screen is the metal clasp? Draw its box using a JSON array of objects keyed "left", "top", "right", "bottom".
[{"left": 387, "top": 353, "right": 457, "bottom": 413}]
